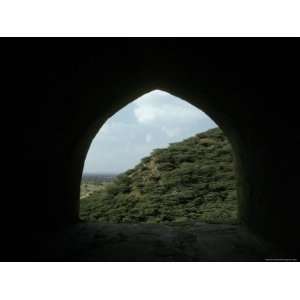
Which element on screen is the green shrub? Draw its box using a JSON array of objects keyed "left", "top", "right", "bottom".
[{"left": 80, "top": 127, "right": 238, "bottom": 224}]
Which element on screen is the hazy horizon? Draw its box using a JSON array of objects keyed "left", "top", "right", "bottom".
[{"left": 83, "top": 90, "right": 217, "bottom": 174}]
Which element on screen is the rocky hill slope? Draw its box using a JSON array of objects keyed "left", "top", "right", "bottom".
[{"left": 80, "top": 128, "right": 238, "bottom": 224}]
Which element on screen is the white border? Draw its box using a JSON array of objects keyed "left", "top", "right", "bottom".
[
  {"left": 0, "top": 0, "right": 299, "bottom": 36},
  {"left": 1, "top": 1, "right": 299, "bottom": 299},
  {"left": 0, "top": 262, "right": 299, "bottom": 300}
]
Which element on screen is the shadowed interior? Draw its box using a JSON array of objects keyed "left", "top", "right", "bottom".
[{"left": 19, "top": 38, "right": 300, "bottom": 261}]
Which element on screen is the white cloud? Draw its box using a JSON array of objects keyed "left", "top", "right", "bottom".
[
  {"left": 134, "top": 103, "right": 162, "bottom": 123},
  {"left": 133, "top": 90, "right": 207, "bottom": 124},
  {"left": 84, "top": 90, "right": 217, "bottom": 174}
]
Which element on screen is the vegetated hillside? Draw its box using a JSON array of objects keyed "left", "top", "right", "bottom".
[{"left": 80, "top": 128, "right": 238, "bottom": 224}]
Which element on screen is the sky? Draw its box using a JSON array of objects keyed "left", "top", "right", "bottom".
[{"left": 83, "top": 90, "right": 217, "bottom": 174}]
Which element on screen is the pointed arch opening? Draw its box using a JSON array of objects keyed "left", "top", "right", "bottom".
[{"left": 80, "top": 90, "right": 239, "bottom": 225}]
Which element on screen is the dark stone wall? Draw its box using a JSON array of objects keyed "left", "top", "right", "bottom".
[{"left": 20, "top": 38, "right": 300, "bottom": 256}]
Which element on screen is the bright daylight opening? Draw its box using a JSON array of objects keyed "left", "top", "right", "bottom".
[{"left": 80, "top": 90, "right": 238, "bottom": 224}]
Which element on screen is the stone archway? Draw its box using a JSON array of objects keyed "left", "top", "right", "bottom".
[
  {"left": 70, "top": 87, "right": 242, "bottom": 224},
  {"left": 79, "top": 89, "right": 239, "bottom": 224},
  {"left": 46, "top": 69, "right": 270, "bottom": 239},
  {"left": 29, "top": 39, "right": 299, "bottom": 259}
]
